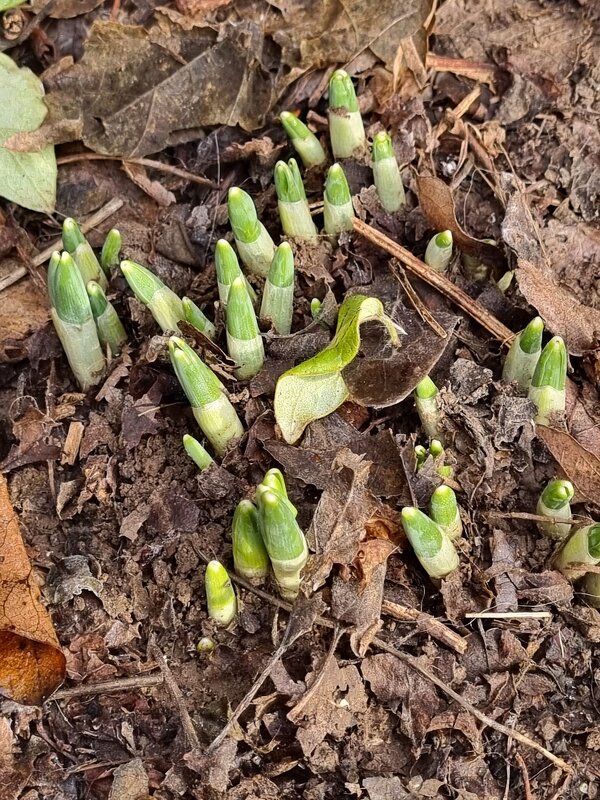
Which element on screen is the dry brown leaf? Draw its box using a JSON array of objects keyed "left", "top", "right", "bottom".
[
  {"left": 516, "top": 259, "right": 600, "bottom": 356},
  {"left": 3, "top": 119, "right": 83, "bottom": 153},
  {"left": 122, "top": 163, "right": 176, "bottom": 207},
  {"left": 0, "top": 474, "right": 65, "bottom": 705},
  {"left": 537, "top": 426, "right": 600, "bottom": 507},
  {"left": 31, "top": 0, "right": 104, "bottom": 18},
  {"left": 108, "top": 758, "right": 149, "bottom": 800},
  {"left": 418, "top": 176, "right": 505, "bottom": 269}
]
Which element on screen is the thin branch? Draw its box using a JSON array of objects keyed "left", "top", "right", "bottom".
[
  {"left": 57, "top": 153, "right": 218, "bottom": 188},
  {"left": 48, "top": 672, "right": 163, "bottom": 701}
]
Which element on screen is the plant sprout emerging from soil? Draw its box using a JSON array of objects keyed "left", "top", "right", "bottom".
[
  {"left": 86, "top": 280, "right": 127, "bottom": 357},
  {"left": 554, "top": 524, "right": 600, "bottom": 581},
  {"left": 328, "top": 69, "right": 366, "bottom": 159},
  {"left": 226, "top": 277, "right": 265, "bottom": 379},
  {"left": 323, "top": 163, "right": 355, "bottom": 236},
  {"left": 182, "top": 433, "right": 214, "bottom": 471},
  {"left": 280, "top": 111, "right": 326, "bottom": 169},
  {"left": 371, "top": 131, "right": 405, "bottom": 213},
  {"left": 168, "top": 336, "right": 244, "bottom": 457},
  {"left": 48, "top": 251, "right": 106, "bottom": 391},
  {"left": 414, "top": 376, "right": 441, "bottom": 439},
  {"left": 227, "top": 187, "right": 276, "bottom": 277},
  {"left": 424, "top": 230, "right": 453, "bottom": 273},
  {"left": 536, "top": 479, "right": 574, "bottom": 541},
  {"left": 274, "top": 158, "right": 318, "bottom": 239},
  {"left": 232, "top": 499, "right": 270, "bottom": 584},
  {"left": 528, "top": 336, "right": 567, "bottom": 426},
  {"left": 502, "top": 316, "right": 544, "bottom": 393},
  {"left": 401, "top": 506, "right": 459, "bottom": 580},
  {"left": 182, "top": 297, "right": 217, "bottom": 340},
  {"left": 274, "top": 294, "right": 402, "bottom": 444},
  {"left": 63, "top": 217, "right": 108, "bottom": 290},
  {"left": 121, "top": 259, "right": 184, "bottom": 333},
  {"left": 214, "top": 238, "right": 257, "bottom": 306},
  {"left": 204, "top": 560, "right": 237, "bottom": 626},
  {"left": 260, "top": 242, "right": 295, "bottom": 335},
  {"left": 100, "top": 228, "right": 121, "bottom": 274},
  {"left": 429, "top": 485, "right": 462, "bottom": 541}
]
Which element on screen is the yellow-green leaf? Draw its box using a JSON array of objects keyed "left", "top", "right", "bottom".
[{"left": 0, "top": 53, "right": 57, "bottom": 213}]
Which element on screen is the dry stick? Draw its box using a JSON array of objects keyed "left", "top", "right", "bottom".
[
  {"left": 515, "top": 752, "right": 534, "bottom": 800},
  {"left": 196, "top": 555, "right": 570, "bottom": 772},
  {"left": 388, "top": 259, "right": 447, "bottom": 339},
  {"left": 48, "top": 673, "right": 164, "bottom": 701},
  {"left": 465, "top": 612, "right": 552, "bottom": 620},
  {"left": 372, "top": 635, "right": 572, "bottom": 774},
  {"left": 150, "top": 643, "right": 200, "bottom": 750},
  {"left": 486, "top": 511, "right": 593, "bottom": 526},
  {"left": 57, "top": 153, "right": 218, "bottom": 189},
  {"left": 381, "top": 599, "right": 467, "bottom": 654},
  {"left": 352, "top": 218, "right": 515, "bottom": 347},
  {"left": 0, "top": 197, "right": 124, "bottom": 293}
]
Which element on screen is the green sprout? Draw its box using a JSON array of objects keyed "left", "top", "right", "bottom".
[
  {"left": 226, "top": 277, "right": 265, "bottom": 379},
  {"left": 214, "top": 239, "right": 257, "bottom": 306},
  {"left": 182, "top": 297, "right": 217, "bottom": 340},
  {"left": 228, "top": 187, "right": 276, "bottom": 277},
  {"left": 274, "top": 159, "right": 318, "bottom": 239},
  {"left": 183, "top": 433, "right": 215, "bottom": 471},
  {"left": 260, "top": 242, "right": 295, "bottom": 335},
  {"left": 205, "top": 560, "right": 237, "bottom": 626},
  {"left": 100, "top": 228, "right": 121, "bottom": 275},
  {"left": 371, "top": 131, "right": 405, "bottom": 213},
  {"left": 414, "top": 376, "right": 441, "bottom": 439},
  {"left": 48, "top": 251, "right": 106, "bottom": 391},
  {"left": 256, "top": 485, "right": 308, "bottom": 600},
  {"left": 274, "top": 294, "right": 401, "bottom": 443},
  {"left": 414, "top": 444, "right": 427, "bottom": 470},
  {"left": 63, "top": 217, "right": 107, "bottom": 289},
  {"left": 328, "top": 69, "right": 365, "bottom": 159},
  {"left": 323, "top": 163, "right": 354, "bottom": 235},
  {"left": 280, "top": 112, "right": 326, "bottom": 169},
  {"left": 196, "top": 636, "right": 216, "bottom": 653},
  {"left": 259, "top": 468, "right": 298, "bottom": 519},
  {"left": 554, "top": 524, "right": 600, "bottom": 581},
  {"left": 232, "top": 499, "right": 270, "bottom": 584},
  {"left": 401, "top": 507, "right": 459, "bottom": 580},
  {"left": 429, "top": 485, "right": 462, "bottom": 541},
  {"left": 168, "top": 336, "right": 244, "bottom": 457},
  {"left": 310, "top": 298, "right": 322, "bottom": 320},
  {"left": 87, "top": 280, "right": 127, "bottom": 356},
  {"left": 536, "top": 479, "right": 574, "bottom": 541},
  {"left": 528, "top": 336, "right": 567, "bottom": 426},
  {"left": 424, "top": 230, "right": 453, "bottom": 273},
  {"left": 502, "top": 316, "right": 544, "bottom": 393},
  {"left": 120, "top": 259, "right": 184, "bottom": 332}
]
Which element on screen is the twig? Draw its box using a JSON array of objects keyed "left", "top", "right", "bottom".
[
  {"left": 57, "top": 153, "right": 217, "bottom": 188},
  {"left": 465, "top": 611, "right": 552, "bottom": 620},
  {"left": 515, "top": 752, "right": 534, "bottom": 800},
  {"left": 48, "top": 673, "right": 163, "bottom": 701},
  {"left": 371, "top": 636, "right": 573, "bottom": 775},
  {"left": 0, "top": 197, "right": 124, "bottom": 293},
  {"left": 435, "top": 86, "right": 482, "bottom": 140},
  {"left": 150, "top": 644, "right": 200, "bottom": 750},
  {"left": 486, "top": 511, "right": 593, "bottom": 526},
  {"left": 381, "top": 599, "right": 467, "bottom": 654},
  {"left": 388, "top": 259, "right": 447, "bottom": 338},
  {"left": 352, "top": 217, "right": 515, "bottom": 346}
]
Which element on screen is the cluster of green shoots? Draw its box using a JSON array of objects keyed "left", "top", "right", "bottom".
[
  {"left": 502, "top": 317, "right": 567, "bottom": 425},
  {"left": 47, "top": 219, "right": 124, "bottom": 390},
  {"left": 401, "top": 485, "right": 462, "bottom": 581},
  {"left": 203, "top": 468, "right": 308, "bottom": 626}
]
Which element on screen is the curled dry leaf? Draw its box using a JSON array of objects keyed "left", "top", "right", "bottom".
[
  {"left": 516, "top": 259, "right": 600, "bottom": 355},
  {"left": 0, "top": 474, "right": 65, "bottom": 704},
  {"left": 537, "top": 426, "right": 600, "bottom": 507},
  {"left": 417, "top": 176, "right": 505, "bottom": 269}
]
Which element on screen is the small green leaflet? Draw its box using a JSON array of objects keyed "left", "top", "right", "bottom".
[
  {"left": 274, "top": 295, "right": 401, "bottom": 443},
  {"left": 0, "top": 0, "right": 26, "bottom": 10},
  {"left": 0, "top": 52, "right": 57, "bottom": 213}
]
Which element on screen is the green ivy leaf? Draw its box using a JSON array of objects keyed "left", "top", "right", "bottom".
[
  {"left": 274, "top": 295, "right": 400, "bottom": 443},
  {"left": 0, "top": 53, "right": 57, "bottom": 213}
]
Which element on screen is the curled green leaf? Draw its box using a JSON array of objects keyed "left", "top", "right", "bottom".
[{"left": 274, "top": 295, "right": 401, "bottom": 443}]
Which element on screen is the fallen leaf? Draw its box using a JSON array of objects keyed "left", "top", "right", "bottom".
[
  {"left": 184, "top": 740, "right": 238, "bottom": 793},
  {"left": 0, "top": 474, "right": 65, "bottom": 704},
  {"left": 122, "top": 162, "right": 176, "bottom": 207},
  {"left": 418, "top": 176, "right": 505, "bottom": 269},
  {"left": 343, "top": 309, "right": 460, "bottom": 408},
  {"left": 332, "top": 555, "right": 389, "bottom": 656},
  {"left": 3, "top": 119, "right": 82, "bottom": 152},
  {"left": 516, "top": 259, "right": 600, "bottom": 355},
  {"left": 0, "top": 53, "right": 57, "bottom": 213},
  {"left": 30, "top": 0, "right": 104, "bottom": 16},
  {"left": 108, "top": 759, "right": 149, "bottom": 800},
  {"left": 536, "top": 426, "right": 600, "bottom": 507},
  {"left": 44, "top": 19, "right": 277, "bottom": 158}
]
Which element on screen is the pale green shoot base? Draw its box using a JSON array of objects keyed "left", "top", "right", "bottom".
[
  {"left": 278, "top": 200, "right": 318, "bottom": 239},
  {"left": 193, "top": 396, "right": 244, "bottom": 457},
  {"left": 529, "top": 386, "right": 566, "bottom": 426},
  {"left": 502, "top": 347, "right": 541, "bottom": 393},
  {"left": 260, "top": 282, "right": 294, "bottom": 335},
  {"left": 226, "top": 331, "right": 265, "bottom": 379},
  {"left": 51, "top": 311, "right": 105, "bottom": 391},
  {"left": 95, "top": 306, "right": 127, "bottom": 356},
  {"left": 292, "top": 136, "right": 326, "bottom": 169},
  {"left": 373, "top": 158, "right": 405, "bottom": 213},
  {"left": 324, "top": 199, "right": 354, "bottom": 235},
  {"left": 416, "top": 532, "right": 459, "bottom": 580},
  {"left": 415, "top": 395, "right": 441, "bottom": 439},
  {"left": 536, "top": 497, "right": 571, "bottom": 541},
  {"left": 554, "top": 526, "right": 599, "bottom": 580},
  {"left": 270, "top": 536, "right": 308, "bottom": 600},
  {"left": 235, "top": 225, "right": 276, "bottom": 277},
  {"left": 424, "top": 238, "right": 453, "bottom": 273},
  {"left": 148, "top": 287, "right": 184, "bottom": 332},
  {"left": 329, "top": 110, "right": 365, "bottom": 159}
]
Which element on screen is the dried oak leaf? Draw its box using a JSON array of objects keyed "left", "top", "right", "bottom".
[
  {"left": 269, "top": 0, "right": 432, "bottom": 72},
  {"left": 516, "top": 259, "right": 600, "bottom": 355},
  {"left": 44, "top": 19, "right": 276, "bottom": 158},
  {"left": 418, "top": 176, "right": 505, "bottom": 269},
  {"left": 537, "top": 426, "right": 600, "bottom": 507},
  {"left": 0, "top": 475, "right": 65, "bottom": 704}
]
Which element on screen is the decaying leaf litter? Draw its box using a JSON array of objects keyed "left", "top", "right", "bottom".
[{"left": 0, "top": 0, "right": 599, "bottom": 797}]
